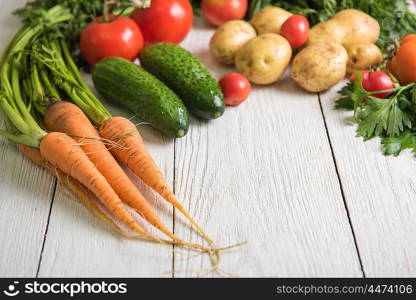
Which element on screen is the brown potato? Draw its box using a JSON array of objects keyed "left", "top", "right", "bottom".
[
  {"left": 251, "top": 7, "right": 292, "bottom": 35},
  {"left": 292, "top": 42, "right": 348, "bottom": 92},
  {"left": 235, "top": 33, "right": 292, "bottom": 85},
  {"left": 210, "top": 20, "right": 257, "bottom": 65},
  {"left": 307, "top": 20, "right": 346, "bottom": 45},
  {"left": 345, "top": 43, "right": 383, "bottom": 73},
  {"left": 332, "top": 9, "right": 380, "bottom": 46},
  {"left": 308, "top": 9, "right": 380, "bottom": 47}
]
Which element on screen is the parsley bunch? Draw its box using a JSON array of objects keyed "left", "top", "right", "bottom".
[{"left": 336, "top": 74, "right": 416, "bottom": 156}]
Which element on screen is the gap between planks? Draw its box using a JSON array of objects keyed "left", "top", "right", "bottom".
[
  {"left": 172, "top": 138, "right": 177, "bottom": 278},
  {"left": 35, "top": 178, "right": 58, "bottom": 278},
  {"left": 317, "top": 92, "right": 366, "bottom": 278}
]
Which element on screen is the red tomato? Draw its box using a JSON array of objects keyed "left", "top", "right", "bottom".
[
  {"left": 280, "top": 15, "right": 310, "bottom": 48},
  {"left": 219, "top": 73, "right": 251, "bottom": 106},
  {"left": 80, "top": 15, "right": 143, "bottom": 65},
  {"left": 350, "top": 70, "right": 369, "bottom": 82},
  {"left": 130, "top": 0, "right": 193, "bottom": 45},
  {"left": 201, "top": 0, "right": 248, "bottom": 27},
  {"left": 364, "top": 71, "right": 394, "bottom": 98}
]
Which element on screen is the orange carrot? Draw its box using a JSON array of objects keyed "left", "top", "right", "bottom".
[
  {"left": 17, "top": 144, "right": 130, "bottom": 237},
  {"left": 43, "top": 102, "right": 179, "bottom": 242},
  {"left": 17, "top": 144, "right": 212, "bottom": 252},
  {"left": 38, "top": 131, "right": 163, "bottom": 243},
  {"left": 99, "top": 117, "right": 216, "bottom": 247}
]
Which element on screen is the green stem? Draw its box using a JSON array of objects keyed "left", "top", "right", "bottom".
[
  {"left": 11, "top": 60, "right": 42, "bottom": 134},
  {"left": 58, "top": 39, "right": 111, "bottom": 123},
  {"left": 0, "top": 97, "right": 29, "bottom": 134},
  {"left": 0, "top": 5, "right": 74, "bottom": 147},
  {"left": 0, "top": 129, "right": 40, "bottom": 148},
  {"left": 30, "top": 63, "right": 47, "bottom": 115},
  {"left": 61, "top": 82, "right": 93, "bottom": 118},
  {"left": 39, "top": 67, "right": 60, "bottom": 99},
  {"left": 103, "top": 1, "right": 118, "bottom": 22}
]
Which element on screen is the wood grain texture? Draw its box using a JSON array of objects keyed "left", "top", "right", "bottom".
[
  {"left": 2, "top": 1, "right": 415, "bottom": 278},
  {"left": 320, "top": 82, "right": 416, "bottom": 277},
  {"left": 0, "top": 0, "right": 56, "bottom": 277},
  {"left": 37, "top": 78, "right": 175, "bottom": 277},
  {"left": 172, "top": 19, "right": 362, "bottom": 277}
]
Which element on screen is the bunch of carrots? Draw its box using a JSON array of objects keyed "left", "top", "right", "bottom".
[{"left": 0, "top": 5, "right": 240, "bottom": 273}]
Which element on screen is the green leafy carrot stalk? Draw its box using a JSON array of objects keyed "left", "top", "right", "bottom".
[{"left": 0, "top": 5, "right": 73, "bottom": 147}]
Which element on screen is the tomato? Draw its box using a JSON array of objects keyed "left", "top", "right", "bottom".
[
  {"left": 363, "top": 71, "right": 394, "bottom": 98},
  {"left": 201, "top": 0, "right": 248, "bottom": 27},
  {"left": 400, "top": 34, "right": 416, "bottom": 46},
  {"left": 388, "top": 34, "right": 416, "bottom": 84},
  {"left": 80, "top": 15, "right": 143, "bottom": 66},
  {"left": 219, "top": 73, "right": 251, "bottom": 106},
  {"left": 350, "top": 70, "right": 369, "bottom": 82},
  {"left": 280, "top": 15, "right": 310, "bottom": 48},
  {"left": 130, "top": 0, "right": 193, "bottom": 45}
]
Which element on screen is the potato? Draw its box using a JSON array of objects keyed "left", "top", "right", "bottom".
[
  {"left": 235, "top": 33, "right": 292, "bottom": 85},
  {"left": 308, "top": 9, "right": 380, "bottom": 46},
  {"left": 307, "top": 20, "right": 346, "bottom": 45},
  {"left": 291, "top": 42, "right": 348, "bottom": 92},
  {"left": 210, "top": 20, "right": 257, "bottom": 65},
  {"left": 345, "top": 43, "right": 383, "bottom": 73},
  {"left": 251, "top": 7, "right": 292, "bottom": 35},
  {"left": 332, "top": 9, "right": 380, "bottom": 46}
]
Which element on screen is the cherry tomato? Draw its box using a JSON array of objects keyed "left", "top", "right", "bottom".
[
  {"left": 131, "top": 0, "right": 193, "bottom": 45},
  {"left": 388, "top": 34, "right": 416, "bottom": 84},
  {"left": 201, "top": 0, "right": 248, "bottom": 27},
  {"left": 280, "top": 15, "right": 310, "bottom": 48},
  {"left": 80, "top": 15, "right": 143, "bottom": 66},
  {"left": 350, "top": 70, "right": 369, "bottom": 82},
  {"left": 219, "top": 73, "right": 251, "bottom": 106},
  {"left": 364, "top": 71, "right": 394, "bottom": 98}
]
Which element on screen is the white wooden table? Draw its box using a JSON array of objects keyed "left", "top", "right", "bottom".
[{"left": 1, "top": 0, "right": 416, "bottom": 278}]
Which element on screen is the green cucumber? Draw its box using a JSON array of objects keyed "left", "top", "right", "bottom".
[
  {"left": 92, "top": 57, "right": 189, "bottom": 138},
  {"left": 139, "top": 43, "right": 225, "bottom": 120}
]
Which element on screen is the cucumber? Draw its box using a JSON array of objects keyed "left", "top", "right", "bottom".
[
  {"left": 92, "top": 57, "right": 189, "bottom": 138},
  {"left": 139, "top": 43, "right": 225, "bottom": 120}
]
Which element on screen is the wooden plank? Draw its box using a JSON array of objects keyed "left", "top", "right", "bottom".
[
  {"left": 37, "top": 80, "right": 175, "bottom": 277},
  {"left": 320, "top": 81, "right": 416, "bottom": 277},
  {"left": 0, "top": 0, "right": 56, "bottom": 277},
  {"left": 173, "top": 20, "right": 363, "bottom": 277}
]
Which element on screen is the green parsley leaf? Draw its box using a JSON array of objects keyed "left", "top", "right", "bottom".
[
  {"left": 356, "top": 94, "right": 414, "bottom": 140},
  {"left": 382, "top": 131, "right": 416, "bottom": 156}
]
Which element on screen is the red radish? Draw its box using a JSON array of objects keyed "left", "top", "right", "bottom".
[
  {"left": 219, "top": 73, "right": 251, "bottom": 106},
  {"left": 280, "top": 15, "right": 310, "bottom": 48}
]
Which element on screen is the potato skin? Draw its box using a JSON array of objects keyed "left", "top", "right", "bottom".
[
  {"left": 292, "top": 42, "right": 348, "bottom": 92},
  {"left": 251, "top": 7, "right": 292, "bottom": 35},
  {"left": 210, "top": 20, "right": 257, "bottom": 65},
  {"left": 308, "top": 9, "right": 380, "bottom": 46},
  {"left": 235, "top": 33, "right": 292, "bottom": 85},
  {"left": 307, "top": 20, "right": 346, "bottom": 45},
  {"left": 332, "top": 9, "right": 380, "bottom": 46},
  {"left": 345, "top": 43, "right": 383, "bottom": 73}
]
